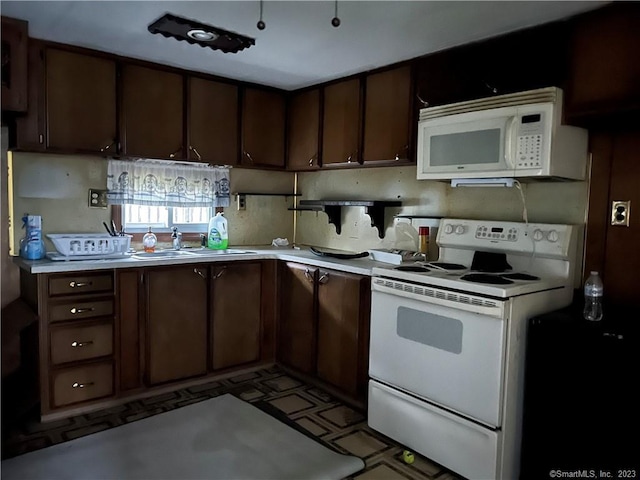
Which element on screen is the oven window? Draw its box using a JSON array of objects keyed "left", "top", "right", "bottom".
[
  {"left": 430, "top": 129, "right": 500, "bottom": 166},
  {"left": 396, "top": 307, "right": 463, "bottom": 354}
]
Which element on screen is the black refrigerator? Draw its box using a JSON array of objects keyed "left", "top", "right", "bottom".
[{"left": 520, "top": 304, "right": 639, "bottom": 479}]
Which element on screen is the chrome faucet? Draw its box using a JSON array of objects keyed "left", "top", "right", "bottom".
[{"left": 171, "top": 227, "right": 182, "bottom": 250}]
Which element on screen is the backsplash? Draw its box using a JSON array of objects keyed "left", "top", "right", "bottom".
[
  {"left": 295, "top": 166, "right": 588, "bottom": 253},
  {"left": 8, "top": 152, "right": 294, "bottom": 254}
]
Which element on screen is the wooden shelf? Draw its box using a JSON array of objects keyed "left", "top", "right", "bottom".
[{"left": 298, "top": 200, "right": 402, "bottom": 238}]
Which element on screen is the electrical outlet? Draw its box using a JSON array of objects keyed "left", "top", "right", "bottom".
[
  {"left": 611, "top": 200, "right": 631, "bottom": 226},
  {"left": 237, "top": 194, "right": 246, "bottom": 211},
  {"left": 88, "top": 188, "right": 108, "bottom": 208}
]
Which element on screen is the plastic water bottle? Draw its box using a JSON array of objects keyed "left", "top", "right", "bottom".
[{"left": 583, "top": 271, "right": 603, "bottom": 321}]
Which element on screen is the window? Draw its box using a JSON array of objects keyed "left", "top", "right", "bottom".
[{"left": 123, "top": 204, "right": 212, "bottom": 233}]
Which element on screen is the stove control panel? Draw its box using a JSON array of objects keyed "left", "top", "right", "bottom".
[
  {"left": 438, "top": 219, "right": 577, "bottom": 258},
  {"left": 475, "top": 225, "right": 519, "bottom": 242}
]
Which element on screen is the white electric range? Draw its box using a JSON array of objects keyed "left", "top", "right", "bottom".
[{"left": 367, "top": 218, "right": 581, "bottom": 480}]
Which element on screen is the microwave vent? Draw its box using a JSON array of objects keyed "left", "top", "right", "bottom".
[{"left": 419, "top": 87, "right": 561, "bottom": 121}]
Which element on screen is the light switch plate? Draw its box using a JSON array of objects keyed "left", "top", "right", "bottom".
[
  {"left": 89, "top": 188, "right": 108, "bottom": 208},
  {"left": 237, "top": 194, "right": 246, "bottom": 211}
]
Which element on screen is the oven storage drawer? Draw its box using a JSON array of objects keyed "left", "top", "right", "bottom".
[
  {"left": 51, "top": 362, "right": 114, "bottom": 408},
  {"left": 368, "top": 380, "right": 499, "bottom": 480},
  {"left": 50, "top": 322, "right": 113, "bottom": 365},
  {"left": 49, "top": 300, "right": 114, "bottom": 323}
]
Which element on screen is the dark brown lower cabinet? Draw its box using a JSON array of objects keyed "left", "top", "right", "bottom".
[
  {"left": 278, "top": 262, "right": 371, "bottom": 402},
  {"left": 278, "top": 262, "right": 317, "bottom": 374},
  {"left": 210, "top": 262, "right": 262, "bottom": 370},
  {"left": 316, "top": 270, "right": 370, "bottom": 398},
  {"left": 146, "top": 265, "right": 208, "bottom": 385}
]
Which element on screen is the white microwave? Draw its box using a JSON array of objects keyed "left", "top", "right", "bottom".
[{"left": 416, "top": 87, "right": 589, "bottom": 181}]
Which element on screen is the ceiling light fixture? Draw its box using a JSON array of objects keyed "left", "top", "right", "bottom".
[
  {"left": 256, "top": 0, "right": 266, "bottom": 30},
  {"left": 332, "top": 0, "right": 341, "bottom": 28},
  {"left": 148, "top": 13, "right": 255, "bottom": 54}
]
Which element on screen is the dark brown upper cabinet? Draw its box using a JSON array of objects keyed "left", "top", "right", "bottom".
[
  {"left": 1, "top": 16, "right": 28, "bottom": 113},
  {"left": 566, "top": 3, "right": 640, "bottom": 122},
  {"left": 322, "top": 78, "right": 361, "bottom": 166},
  {"left": 362, "top": 65, "right": 413, "bottom": 164},
  {"left": 188, "top": 76, "right": 239, "bottom": 165},
  {"left": 121, "top": 64, "right": 184, "bottom": 160},
  {"left": 241, "top": 87, "right": 285, "bottom": 168},
  {"left": 287, "top": 88, "right": 321, "bottom": 171},
  {"left": 45, "top": 49, "right": 117, "bottom": 153}
]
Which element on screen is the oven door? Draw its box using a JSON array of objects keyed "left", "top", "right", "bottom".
[{"left": 369, "top": 279, "right": 508, "bottom": 427}]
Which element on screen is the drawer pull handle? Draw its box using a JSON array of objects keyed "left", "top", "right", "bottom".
[
  {"left": 71, "top": 340, "right": 94, "bottom": 348},
  {"left": 70, "top": 307, "right": 95, "bottom": 314},
  {"left": 72, "top": 382, "right": 94, "bottom": 389},
  {"left": 213, "top": 267, "right": 227, "bottom": 280},
  {"left": 69, "top": 281, "right": 92, "bottom": 288},
  {"left": 318, "top": 272, "right": 330, "bottom": 284},
  {"left": 304, "top": 268, "right": 314, "bottom": 283}
]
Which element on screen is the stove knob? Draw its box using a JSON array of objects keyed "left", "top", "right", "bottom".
[
  {"left": 444, "top": 224, "right": 454, "bottom": 234},
  {"left": 455, "top": 225, "right": 466, "bottom": 235},
  {"left": 547, "top": 230, "right": 559, "bottom": 243},
  {"left": 532, "top": 229, "right": 544, "bottom": 241}
]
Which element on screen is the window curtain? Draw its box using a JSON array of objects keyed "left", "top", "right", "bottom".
[{"left": 106, "top": 159, "right": 230, "bottom": 208}]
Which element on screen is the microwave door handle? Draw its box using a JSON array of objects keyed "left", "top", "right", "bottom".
[{"left": 504, "top": 116, "right": 518, "bottom": 171}]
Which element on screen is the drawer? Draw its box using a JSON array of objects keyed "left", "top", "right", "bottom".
[
  {"left": 49, "top": 300, "right": 113, "bottom": 323},
  {"left": 49, "top": 274, "right": 113, "bottom": 297},
  {"left": 50, "top": 323, "right": 113, "bottom": 365},
  {"left": 52, "top": 362, "right": 114, "bottom": 408}
]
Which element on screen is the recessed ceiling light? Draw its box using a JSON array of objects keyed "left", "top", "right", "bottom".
[
  {"left": 187, "top": 29, "right": 218, "bottom": 42},
  {"left": 148, "top": 14, "right": 255, "bottom": 54}
]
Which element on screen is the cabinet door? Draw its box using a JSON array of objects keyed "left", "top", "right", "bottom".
[
  {"left": 210, "top": 262, "right": 261, "bottom": 370},
  {"left": 322, "top": 78, "right": 361, "bottom": 165},
  {"left": 566, "top": 3, "right": 640, "bottom": 119},
  {"left": 287, "top": 88, "right": 320, "bottom": 170},
  {"left": 278, "top": 262, "right": 317, "bottom": 374},
  {"left": 241, "top": 87, "right": 285, "bottom": 168},
  {"left": 46, "top": 49, "right": 117, "bottom": 153},
  {"left": 1, "top": 16, "right": 28, "bottom": 112},
  {"left": 316, "top": 269, "right": 370, "bottom": 398},
  {"left": 121, "top": 64, "right": 184, "bottom": 159},
  {"left": 117, "top": 269, "right": 143, "bottom": 391},
  {"left": 363, "top": 65, "right": 412, "bottom": 163},
  {"left": 146, "top": 266, "right": 207, "bottom": 385},
  {"left": 188, "top": 77, "right": 239, "bottom": 165}
]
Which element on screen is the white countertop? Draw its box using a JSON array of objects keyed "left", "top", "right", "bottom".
[{"left": 13, "top": 246, "right": 391, "bottom": 276}]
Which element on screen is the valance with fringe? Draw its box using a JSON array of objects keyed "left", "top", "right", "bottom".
[{"left": 106, "top": 159, "right": 230, "bottom": 208}]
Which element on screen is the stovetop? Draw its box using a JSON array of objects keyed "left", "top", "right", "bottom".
[{"left": 372, "top": 262, "right": 568, "bottom": 298}]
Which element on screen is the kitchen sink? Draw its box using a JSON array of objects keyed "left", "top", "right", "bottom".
[
  {"left": 131, "top": 250, "right": 198, "bottom": 259},
  {"left": 181, "top": 249, "right": 257, "bottom": 255}
]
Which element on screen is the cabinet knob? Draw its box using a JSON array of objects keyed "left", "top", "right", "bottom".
[
  {"left": 309, "top": 154, "right": 318, "bottom": 167},
  {"left": 71, "top": 340, "right": 94, "bottom": 348},
  {"left": 212, "top": 267, "right": 227, "bottom": 279},
  {"left": 318, "top": 272, "right": 330, "bottom": 284},
  {"left": 100, "top": 140, "right": 116, "bottom": 152},
  {"left": 169, "top": 146, "right": 183, "bottom": 159},
  {"left": 70, "top": 307, "right": 94, "bottom": 314},
  {"left": 193, "top": 268, "right": 207, "bottom": 279},
  {"left": 244, "top": 151, "right": 255, "bottom": 164},
  {"left": 189, "top": 145, "right": 202, "bottom": 161},
  {"left": 304, "top": 268, "right": 314, "bottom": 283},
  {"left": 72, "top": 382, "right": 95, "bottom": 389},
  {"left": 416, "top": 94, "right": 429, "bottom": 108}
]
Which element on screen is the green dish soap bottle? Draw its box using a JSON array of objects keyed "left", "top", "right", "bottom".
[{"left": 207, "top": 213, "right": 228, "bottom": 250}]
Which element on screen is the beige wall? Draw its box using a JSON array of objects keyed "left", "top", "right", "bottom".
[
  {"left": 2, "top": 128, "right": 20, "bottom": 307},
  {"left": 8, "top": 153, "right": 295, "bottom": 253},
  {"left": 296, "top": 166, "right": 588, "bottom": 253}
]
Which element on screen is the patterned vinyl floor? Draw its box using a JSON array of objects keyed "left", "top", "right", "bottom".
[{"left": 1, "top": 365, "right": 462, "bottom": 480}]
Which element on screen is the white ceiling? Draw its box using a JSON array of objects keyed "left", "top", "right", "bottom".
[{"left": 1, "top": 1, "right": 608, "bottom": 90}]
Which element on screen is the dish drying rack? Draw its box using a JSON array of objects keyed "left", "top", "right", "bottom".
[{"left": 47, "top": 234, "right": 132, "bottom": 258}]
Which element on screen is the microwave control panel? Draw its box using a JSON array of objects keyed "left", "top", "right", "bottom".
[{"left": 516, "top": 113, "right": 545, "bottom": 169}]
